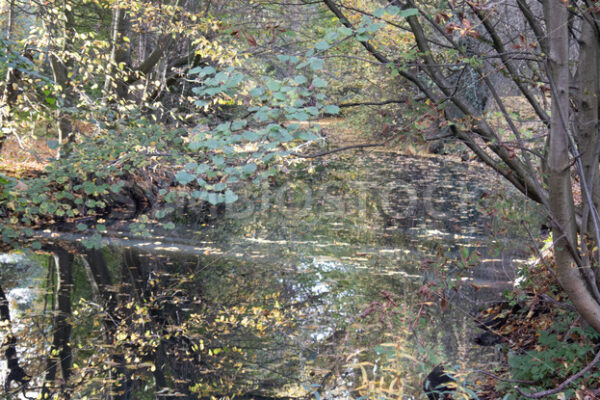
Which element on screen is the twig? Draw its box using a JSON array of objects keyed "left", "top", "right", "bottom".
[
  {"left": 290, "top": 139, "right": 392, "bottom": 158},
  {"left": 520, "top": 220, "right": 553, "bottom": 273},
  {"left": 561, "top": 316, "right": 581, "bottom": 343},
  {"left": 338, "top": 97, "right": 424, "bottom": 108},
  {"left": 473, "top": 369, "right": 536, "bottom": 384}
]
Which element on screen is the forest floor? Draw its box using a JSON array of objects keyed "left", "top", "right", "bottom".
[
  {"left": 0, "top": 136, "right": 54, "bottom": 179},
  {"left": 472, "top": 246, "right": 599, "bottom": 399}
]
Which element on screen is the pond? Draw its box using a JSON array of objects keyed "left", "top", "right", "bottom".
[{"left": 1, "top": 153, "right": 537, "bottom": 399}]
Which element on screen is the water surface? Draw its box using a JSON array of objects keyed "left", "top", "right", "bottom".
[{"left": 2, "top": 153, "right": 535, "bottom": 399}]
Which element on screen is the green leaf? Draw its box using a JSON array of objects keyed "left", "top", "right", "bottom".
[
  {"left": 289, "top": 111, "right": 309, "bottom": 121},
  {"left": 231, "top": 120, "right": 247, "bottom": 131},
  {"left": 110, "top": 182, "right": 124, "bottom": 193},
  {"left": 176, "top": 171, "right": 196, "bottom": 185},
  {"left": 297, "top": 131, "right": 319, "bottom": 141},
  {"left": 83, "top": 181, "right": 97, "bottom": 195},
  {"left": 242, "top": 163, "right": 257, "bottom": 175},
  {"left": 323, "top": 105, "right": 340, "bottom": 114},
  {"left": 338, "top": 27, "right": 353, "bottom": 37},
  {"left": 243, "top": 131, "right": 260, "bottom": 141},
  {"left": 367, "top": 22, "right": 384, "bottom": 33},
  {"left": 77, "top": 223, "right": 87, "bottom": 231},
  {"left": 294, "top": 75, "right": 308, "bottom": 85},
  {"left": 273, "top": 92, "right": 286, "bottom": 101},
  {"left": 250, "top": 87, "right": 264, "bottom": 97},
  {"left": 399, "top": 8, "right": 418, "bottom": 18},
  {"left": 306, "top": 106, "right": 319, "bottom": 116},
  {"left": 212, "top": 155, "right": 225, "bottom": 166},
  {"left": 192, "top": 190, "right": 208, "bottom": 200},
  {"left": 196, "top": 164, "right": 209, "bottom": 174},
  {"left": 312, "top": 77, "right": 327, "bottom": 88},
  {"left": 224, "top": 190, "right": 238, "bottom": 204},
  {"left": 207, "top": 192, "right": 219, "bottom": 205},
  {"left": 309, "top": 58, "right": 324, "bottom": 71},
  {"left": 266, "top": 80, "right": 281, "bottom": 91},
  {"left": 315, "top": 41, "right": 331, "bottom": 51},
  {"left": 373, "top": 8, "right": 385, "bottom": 17},
  {"left": 325, "top": 31, "right": 339, "bottom": 41},
  {"left": 387, "top": 6, "right": 400, "bottom": 15},
  {"left": 196, "top": 66, "right": 216, "bottom": 76}
]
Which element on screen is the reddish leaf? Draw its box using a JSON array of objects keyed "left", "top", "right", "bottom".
[{"left": 246, "top": 33, "right": 257, "bottom": 47}]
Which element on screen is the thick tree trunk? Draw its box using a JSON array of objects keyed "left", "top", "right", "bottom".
[
  {"left": 574, "top": 9, "right": 600, "bottom": 289},
  {"left": 544, "top": 0, "right": 600, "bottom": 332}
]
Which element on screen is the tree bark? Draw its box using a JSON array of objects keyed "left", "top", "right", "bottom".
[
  {"left": 574, "top": 10, "right": 600, "bottom": 238},
  {"left": 45, "top": 2, "right": 75, "bottom": 159},
  {"left": 104, "top": 5, "right": 131, "bottom": 101},
  {"left": 544, "top": 0, "right": 600, "bottom": 332},
  {"left": 0, "top": 0, "right": 16, "bottom": 153}
]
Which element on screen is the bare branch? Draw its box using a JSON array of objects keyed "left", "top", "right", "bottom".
[{"left": 290, "top": 140, "right": 392, "bottom": 158}]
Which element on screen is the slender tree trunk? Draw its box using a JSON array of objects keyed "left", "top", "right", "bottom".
[
  {"left": 45, "top": 3, "right": 76, "bottom": 159},
  {"left": 544, "top": 0, "right": 600, "bottom": 332},
  {"left": 0, "top": 283, "right": 29, "bottom": 393},
  {"left": 0, "top": 0, "right": 16, "bottom": 153},
  {"left": 104, "top": 5, "right": 131, "bottom": 101},
  {"left": 42, "top": 248, "right": 74, "bottom": 399}
]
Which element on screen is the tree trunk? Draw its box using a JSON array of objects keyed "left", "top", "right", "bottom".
[
  {"left": 544, "top": 0, "right": 600, "bottom": 332},
  {"left": 0, "top": 0, "right": 16, "bottom": 153},
  {"left": 574, "top": 10, "right": 600, "bottom": 242},
  {"left": 83, "top": 249, "right": 134, "bottom": 400},
  {"left": 0, "top": 283, "right": 29, "bottom": 392},
  {"left": 104, "top": 5, "right": 131, "bottom": 101},
  {"left": 42, "top": 248, "right": 74, "bottom": 399},
  {"left": 45, "top": 3, "right": 76, "bottom": 159}
]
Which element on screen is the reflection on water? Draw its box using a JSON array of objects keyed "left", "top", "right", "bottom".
[{"left": 1, "top": 154, "right": 538, "bottom": 399}]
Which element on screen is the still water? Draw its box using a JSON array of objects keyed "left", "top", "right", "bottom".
[{"left": 2, "top": 153, "right": 538, "bottom": 399}]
